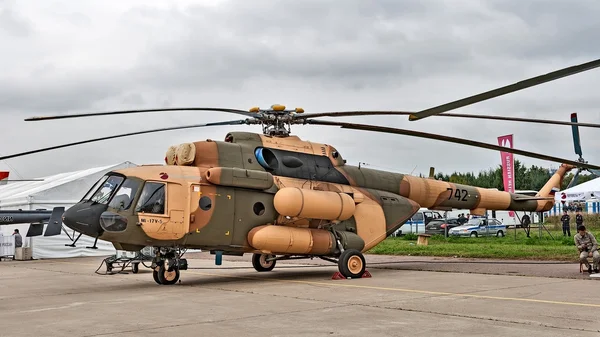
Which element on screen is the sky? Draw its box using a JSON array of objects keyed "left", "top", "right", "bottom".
[{"left": 1, "top": 0, "right": 600, "bottom": 181}]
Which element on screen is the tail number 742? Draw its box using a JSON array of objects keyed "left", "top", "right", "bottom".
[{"left": 447, "top": 187, "right": 468, "bottom": 201}]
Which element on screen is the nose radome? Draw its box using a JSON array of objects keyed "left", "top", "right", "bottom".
[{"left": 62, "top": 202, "right": 106, "bottom": 238}]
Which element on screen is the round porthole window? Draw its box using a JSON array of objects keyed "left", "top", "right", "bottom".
[
  {"left": 253, "top": 202, "right": 265, "bottom": 216},
  {"left": 199, "top": 196, "right": 212, "bottom": 211}
]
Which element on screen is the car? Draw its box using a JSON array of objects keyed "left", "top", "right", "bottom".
[
  {"left": 393, "top": 208, "right": 444, "bottom": 236},
  {"left": 425, "top": 218, "right": 462, "bottom": 235},
  {"left": 448, "top": 217, "right": 506, "bottom": 237}
]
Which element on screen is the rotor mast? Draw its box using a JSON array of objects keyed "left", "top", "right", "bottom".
[{"left": 247, "top": 104, "right": 305, "bottom": 137}]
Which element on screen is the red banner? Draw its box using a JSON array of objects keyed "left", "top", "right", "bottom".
[{"left": 497, "top": 135, "right": 515, "bottom": 217}]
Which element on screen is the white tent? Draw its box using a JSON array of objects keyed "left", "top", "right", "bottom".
[
  {"left": 0, "top": 161, "right": 137, "bottom": 259},
  {"left": 544, "top": 176, "right": 600, "bottom": 216},
  {"left": 554, "top": 176, "right": 600, "bottom": 202}
]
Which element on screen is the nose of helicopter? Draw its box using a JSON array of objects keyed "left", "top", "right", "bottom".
[{"left": 62, "top": 202, "right": 106, "bottom": 238}]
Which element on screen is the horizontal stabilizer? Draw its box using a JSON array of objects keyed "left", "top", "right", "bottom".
[
  {"left": 44, "top": 207, "right": 65, "bottom": 236},
  {"left": 513, "top": 196, "right": 555, "bottom": 201},
  {"left": 428, "top": 206, "right": 453, "bottom": 211},
  {"left": 26, "top": 223, "right": 44, "bottom": 237}
]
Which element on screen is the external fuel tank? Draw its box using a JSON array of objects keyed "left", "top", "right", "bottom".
[
  {"left": 247, "top": 225, "right": 336, "bottom": 255},
  {"left": 273, "top": 187, "right": 355, "bottom": 221}
]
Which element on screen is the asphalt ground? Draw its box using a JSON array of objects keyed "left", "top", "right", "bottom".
[{"left": 1, "top": 252, "right": 599, "bottom": 337}]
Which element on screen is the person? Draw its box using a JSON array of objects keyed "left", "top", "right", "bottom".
[
  {"left": 574, "top": 225, "right": 599, "bottom": 273},
  {"left": 13, "top": 229, "right": 22, "bottom": 248},
  {"left": 521, "top": 214, "right": 531, "bottom": 227},
  {"left": 560, "top": 210, "right": 571, "bottom": 236},
  {"left": 575, "top": 209, "right": 584, "bottom": 228}
]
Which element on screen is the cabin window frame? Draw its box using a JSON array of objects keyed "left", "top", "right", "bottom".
[{"left": 134, "top": 180, "right": 168, "bottom": 216}]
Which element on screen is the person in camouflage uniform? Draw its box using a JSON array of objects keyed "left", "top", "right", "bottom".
[{"left": 574, "top": 225, "right": 599, "bottom": 273}]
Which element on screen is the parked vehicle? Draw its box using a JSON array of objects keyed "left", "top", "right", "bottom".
[
  {"left": 448, "top": 217, "right": 506, "bottom": 237},
  {"left": 425, "top": 218, "right": 462, "bottom": 235},
  {"left": 393, "top": 208, "right": 444, "bottom": 236}
]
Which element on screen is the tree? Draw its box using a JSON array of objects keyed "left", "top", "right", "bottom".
[{"left": 431, "top": 159, "right": 592, "bottom": 191}]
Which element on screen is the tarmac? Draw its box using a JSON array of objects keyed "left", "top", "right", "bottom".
[{"left": 1, "top": 252, "right": 599, "bottom": 337}]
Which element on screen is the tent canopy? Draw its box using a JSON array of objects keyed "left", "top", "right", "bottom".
[
  {"left": 555, "top": 176, "right": 600, "bottom": 202},
  {"left": 0, "top": 161, "right": 137, "bottom": 208},
  {"left": 0, "top": 161, "right": 137, "bottom": 259}
]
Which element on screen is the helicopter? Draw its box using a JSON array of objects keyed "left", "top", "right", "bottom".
[{"left": 2, "top": 58, "right": 600, "bottom": 285}]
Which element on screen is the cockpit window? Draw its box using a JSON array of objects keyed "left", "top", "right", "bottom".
[
  {"left": 87, "top": 175, "right": 124, "bottom": 204},
  {"left": 81, "top": 175, "right": 108, "bottom": 201},
  {"left": 108, "top": 178, "right": 142, "bottom": 211},
  {"left": 135, "top": 182, "right": 166, "bottom": 214}
]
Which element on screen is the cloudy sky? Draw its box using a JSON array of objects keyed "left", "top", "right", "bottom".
[{"left": 1, "top": 0, "right": 600, "bottom": 181}]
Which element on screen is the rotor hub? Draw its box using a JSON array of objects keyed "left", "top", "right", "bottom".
[{"left": 246, "top": 104, "right": 305, "bottom": 136}]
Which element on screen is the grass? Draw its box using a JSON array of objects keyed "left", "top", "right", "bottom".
[{"left": 368, "top": 225, "right": 600, "bottom": 261}]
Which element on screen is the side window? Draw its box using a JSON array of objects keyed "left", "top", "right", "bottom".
[
  {"left": 135, "top": 182, "right": 166, "bottom": 214},
  {"left": 411, "top": 212, "right": 424, "bottom": 221}
]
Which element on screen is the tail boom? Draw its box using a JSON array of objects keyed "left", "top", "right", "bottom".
[{"left": 396, "top": 164, "right": 573, "bottom": 215}]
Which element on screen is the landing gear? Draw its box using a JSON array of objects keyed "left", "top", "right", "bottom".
[
  {"left": 252, "top": 253, "right": 276, "bottom": 272},
  {"left": 151, "top": 247, "right": 187, "bottom": 285},
  {"left": 337, "top": 249, "right": 366, "bottom": 279},
  {"left": 155, "top": 262, "right": 180, "bottom": 285}
]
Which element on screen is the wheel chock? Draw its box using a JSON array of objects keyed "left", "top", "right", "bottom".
[
  {"left": 331, "top": 272, "right": 347, "bottom": 280},
  {"left": 331, "top": 269, "right": 372, "bottom": 280}
]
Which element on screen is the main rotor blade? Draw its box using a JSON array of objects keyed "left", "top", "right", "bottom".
[
  {"left": 25, "top": 107, "right": 256, "bottom": 121},
  {"left": 306, "top": 119, "right": 600, "bottom": 170},
  {"left": 294, "top": 111, "right": 600, "bottom": 128},
  {"left": 407, "top": 58, "right": 600, "bottom": 121},
  {"left": 0, "top": 119, "right": 249, "bottom": 161}
]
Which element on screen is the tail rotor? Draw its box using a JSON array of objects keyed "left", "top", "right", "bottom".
[{"left": 566, "top": 112, "right": 599, "bottom": 189}]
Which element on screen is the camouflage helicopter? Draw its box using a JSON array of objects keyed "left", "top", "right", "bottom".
[{"left": 2, "top": 58, "right": 600, "bottom": 285}]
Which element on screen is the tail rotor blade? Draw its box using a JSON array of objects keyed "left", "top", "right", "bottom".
[
  {"left": 571, "top": 113, "right": 583, "bottom": 158},
  {"left": 566, "top": 169, "right": 581, "bottom": 189},
  {"left": 588, "top": 168, "right": 600, "bottom": 177}
]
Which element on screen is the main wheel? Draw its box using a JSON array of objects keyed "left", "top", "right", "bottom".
[
  {"left": 252, "top": 253, "right": 276, "bottom": 272},
  {"left": 132, "top": 263, "right": 139, "bottom": 274},
  {"left": 338, "top": 249, "right": 366, "bottom": 278},
  {"left": 152, "top": 268, "right": 162, "bottom": 285},
  {"left": 157, "top": 264, "right": 180, "bottom": 285}
]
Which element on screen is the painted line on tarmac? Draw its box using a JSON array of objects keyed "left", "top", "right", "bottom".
[{"left": 186, "top": 270, "right": 600, "bottom": 309}]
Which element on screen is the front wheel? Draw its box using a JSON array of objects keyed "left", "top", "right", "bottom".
[
  {"left": 496, "top": 230, "right": 504, "bottom": 237},
  {"left": 470, "top": 232, "right": 478, "bottom": 237},
  {"left": 252, "top": 253, "right": 276, "bottom": 272},
  {"left": 157, "top": 264, "right": 180, "bottom": 285},
  {"left": 338, "top": 249, "right": 366, "bottom": 278}
]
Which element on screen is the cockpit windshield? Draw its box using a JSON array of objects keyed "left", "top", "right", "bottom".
[
  {"left": 83, "top": 175, "right": 124, "bottom": 204},
  {"left": 81, "top": 175, "right": 108, "bottom": 201},
  {"left": 107, "top": 178, "right": 142, "bottom": 211}
]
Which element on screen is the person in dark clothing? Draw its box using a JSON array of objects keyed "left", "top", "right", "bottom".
[
  {"left": 13, "top": 229, "right": 22, "bottom": 248},
  {"left": 576, "top": 210, "right": 584, "bottom": 228},
  {"left": 521, "top": 213, "right": 531, "bottom": 237},
  {"left": 560, "top": 210, "right": 571, "bottom": 236},
  {"left": 521, "top": 214, "right": 531, "bottom": 227}
]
